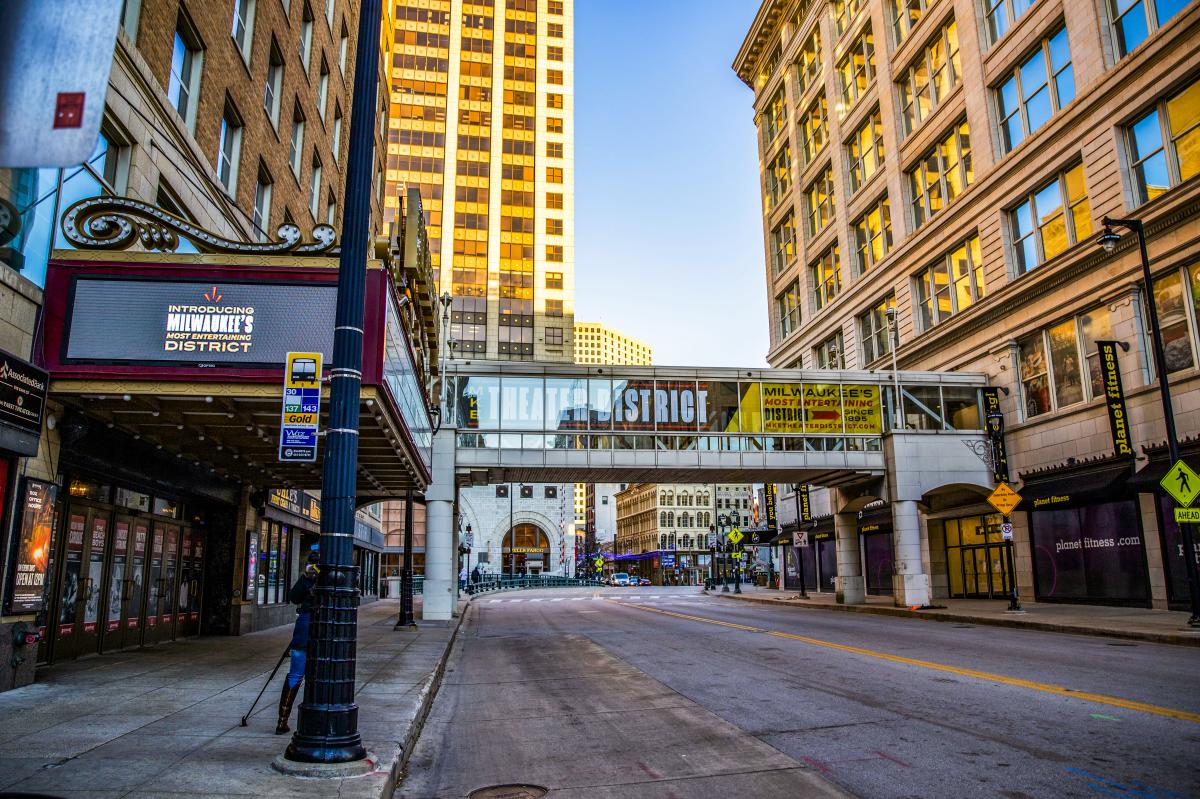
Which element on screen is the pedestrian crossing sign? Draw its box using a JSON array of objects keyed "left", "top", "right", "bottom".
[
  {"left": 593, "top": 556, "right": 604, "bottom": 568},
  {"left": 727, "top": 528, "right": 744, "bottom": 545},
  {"left": 1161, "top": 460, "right": 1200, "bottom": 508}
]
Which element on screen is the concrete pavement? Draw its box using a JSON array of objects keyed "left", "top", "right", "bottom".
[
  {"left": 0, "top": 597, "right": 462, "bottom": 799},
  {"left": 714, "top": 585, "right": 1200, "bottom": 646},
  {"left": 398, "top": 585, "right": 1200, "bottom": 799},
  {"left": 397, "top": 589, "right": 854, "bottom": 799}
]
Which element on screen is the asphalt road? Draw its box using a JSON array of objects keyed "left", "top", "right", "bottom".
[{"left": 396, "top": 586, "right": 1200, "bottom": 799}]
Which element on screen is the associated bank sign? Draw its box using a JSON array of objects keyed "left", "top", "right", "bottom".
[{"left": 64, "top": 278, "right": 336, "bottom": 366}]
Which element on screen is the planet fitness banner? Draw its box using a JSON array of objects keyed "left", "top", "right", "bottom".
[{"left": 1030, "top": 500, "right": 1149, "bottom": 602}]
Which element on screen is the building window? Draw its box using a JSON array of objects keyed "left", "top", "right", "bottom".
[
  {"left": 548, "top": 45, "right": 563, "bottom": 61},
  {"left": 547, "top": 166, "right": 564, "bottom": 184},
  {"left": 217, "top": 101, "right": 243, "bottom": 193},
  {"left": 318, "top": 60, "right": 330, "bottom": 119},
  {"left": 1010, "top": 162, "right": 1091, "bottom": 274},
  {"left": 908, "top": 119, "right": 973, "bottom": 227},
  {"left": 1125, "top": 77, "right": 1200, "bottom": 206},
  {"left": 847, "top": 110, "right": 884, "bottom": 192},
  {"left": 1018, "top": 306, "right": 1115, "bottom": 417},
  {"left": 548, "top": 93, "right": 564, "bottom": 109},
  {"left": 232, "top": 0, "right": 256, "bottom": 62},
  {"left": 309, "top": 156, "right": 322, "bottom": 217},
  {"left": 546, "top": 299, "right": 564, "bottom": 317},
  {"left": 168, "top": 22, "right": 204, "bottom": 131},
  {"left": 548, "top": 69, "right": 564, "bottom": 85},
  {"left": 325, "top": 192, "right": 336, "bottom": 226},
  {"left": 547, "top": 141, "right": 564, "bottom": 159},
  {"left": 1151, "top": 264, "right": 1200, "bottom": 374},
  {"left": 835, "top": 24, "right": 875, "bottom": 114},
  {"left": 1109, "top": 0, "right": 1190, "bottom": 57},
  {"left": 996, "top": 28, "right": 1074, "bottom": 153},
  {"left": 339, "top": 23, "right": 349, "bottom": 72},
  {"left": 300, "top": 3, "right": 314, "bottom": 69},
  {"left": 914, "top": 234, "right": 984, "bottom": 330},
  {"left": 253, "top": 167, "right": 272, "bottom": 240},
  {"left": 859, "top": 294, "right": 896, "bottom": 364},
  {"left": 810, "top": 245, "right": 842, "bottom": 310},
  {"left": 545, "top": 327, "right": 564, "bottom": 346},
  {"left": 324, "top": 0, "right": 334, "bottom": 26},
  {"left": 545, "top": 271, "right": 563, "bottom": 289},
  {"left": 290, "top": 108, "right": 305, "bottom": 178},
  {"left": 761, "top": 88, "right": 786, "bottom": 149},
  {"left": 547, "top": 192, "right": 564, "bottom": 209},
  {"left": 546, "top": 218, "right": 564, "bottom": 236},
  {"left": 776, "top": 279, "right": 802, "bottom": 339},
  {"left": 548, "top": 0, "right": 563, "bottom": 14},
  {"left": 814, "top": 331, "right": 845, "bottom": 369},
  {"left": 796, "top": 28, "right": 822, "bottom": 97},
  {"left": 765, "top": 144, "right": 792, "bottom": 212},
  {"left": 332, "top": 106, "right": 343, "bottom": 161},
  {"left": 264, "top": 41, "right": 283, "bottom": 125},
  {"left": 549, "top": 22, "right": 564, "bottom": 38},
  {"left": 890, "top": 0, "right": 928, "bottom": 44},
  {"left": 985, "top": 0, "right": 1034, "bottom": 44},
  {"left": 799, "top": 94, "right": 827, "bottom": 165},
  {"left": 547, "top": 117, "right": 563, "bottom": 133},
  {"left": 770, "top": 211, "right": 797, "bottom": 275},
  {"left": 899, "top": 19, "right": 961, "bottom": 136},
  {"left": 833, "top": 0, "right": 867, "bottom": 35},
  {"left": 805, "top": 165, "right": 836, "bottom": 237},
  {"left": 97, "top": 124, "right": 133, "bottom": 194},
  {"left": 546, "top": 244, "right": 564, "bottom": 262},
  {"left": 120, "top": 0, "right": 143, "bottom": 42},
  {"left": 852, "top": 196, "right": 892, "bottom": 273}
]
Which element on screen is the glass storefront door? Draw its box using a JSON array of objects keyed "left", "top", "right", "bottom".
[
  {"left": 945, "top": 514, "right": 1010, "bottom": 599},
  {"left": 100, "top": 516, "right": 132, "bottom": 652},
  {"left": 144, "top": 523, "right": 166, "bottom": 644},
  {"left": 53, "top": 505, "right": 112, "bottom": 659},
  {"left": 127, "top": 519, "right": 150, "bottom": 645}
]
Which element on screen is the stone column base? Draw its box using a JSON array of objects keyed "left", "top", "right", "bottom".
[
  {"left": 836, "top": 575, "right": 865, "bottom": 605},
  {"left": 892, "top": 572, "right": 931, "bottom": 607}
]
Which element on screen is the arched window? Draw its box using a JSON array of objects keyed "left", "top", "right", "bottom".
[
  {"left": 682, "top": 534, "right": 692, "bottom": 548},
  {"left": 660, "top": 511, "right": 667, "bottom": 526},
  {"left": 659, "top": 492, "right": 667, "bottom": 505},
  {"left": 667, "top": 511, "right": 674, "bottom": 527},
  {"left": 659, "top": 533, "right": 667, "bottom": 549},
  {"left": 664, "top": 491, "right": 674, "bottom": 506},
  {"left": 668, "top": 533, "right": 676, "bottom": 548}
]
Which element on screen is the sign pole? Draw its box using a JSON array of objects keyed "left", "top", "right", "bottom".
[
  {"left": 793, "top": 484, "right": 809, "bottom": 600},
  {"left": 985, "top": 399, "right": 1021, "bottom": 612},
  {"left": 285, "top": 0, "right": 380, "bottom": 765}
]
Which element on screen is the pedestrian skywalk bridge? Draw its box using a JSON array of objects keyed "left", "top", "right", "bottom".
[{"left": 443, "top": 361, "right": 990, "bottom": 486}]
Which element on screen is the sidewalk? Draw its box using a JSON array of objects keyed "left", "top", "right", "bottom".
[
  {"left": 714, "top": 585, "right": 1200, "bottom": 647},
  {"left": 0, "top": 597, "right": 465, "bottom": 798}
]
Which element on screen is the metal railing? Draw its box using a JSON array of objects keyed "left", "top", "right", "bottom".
[{"left": 464, "top": 576, "right": 605, "bottom": 595}]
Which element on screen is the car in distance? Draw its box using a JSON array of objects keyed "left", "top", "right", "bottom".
[{"left": 612, "top": 572, "right": 631, "bottom": 586}]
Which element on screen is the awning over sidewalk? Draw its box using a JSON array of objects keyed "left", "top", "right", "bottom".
[{"left": 1019, "top": 457, "right": 1135, "bottom": 510}]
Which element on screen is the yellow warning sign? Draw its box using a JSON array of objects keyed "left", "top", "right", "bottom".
[
  {"left": 1161, "top": 460, "right": 1200, "bottom": 508},
  {"left": 727, "top": 528, "right": 744, "bottom": 545},
  {"left": 1174, "top": 507, "right": 1200, "bottom": 524},
  {"left": 987, "top": 482, "right": 1023, "bottom": 516}
]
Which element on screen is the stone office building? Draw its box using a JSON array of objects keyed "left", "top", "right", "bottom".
[{"left": 735, "top": 0, "right": 1200, "bottom": 608}]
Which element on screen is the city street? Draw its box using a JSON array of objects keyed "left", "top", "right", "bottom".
[{"left": 398, "top": 587, "right": 1200, "bottom": 799}]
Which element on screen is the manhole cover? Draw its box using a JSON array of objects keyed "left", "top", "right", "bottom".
[{"left": 469, "top": 785, "right": 549, "bottom": 799}]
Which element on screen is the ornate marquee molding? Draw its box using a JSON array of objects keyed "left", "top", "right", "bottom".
[
  {"left": 60, "top": 196, "right": 338, "bottom": 255},
  {"left": 963, "top": 438, "right": 995, "bottom": 472}
]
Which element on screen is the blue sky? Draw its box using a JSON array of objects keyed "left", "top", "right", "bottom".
[{"left": 573, "top": 0, "right": 768, "bottom": 367}]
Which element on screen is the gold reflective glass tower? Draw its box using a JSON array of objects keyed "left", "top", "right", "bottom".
[{"left": 385, "top": 0, "right": 574, "bottom": 363}]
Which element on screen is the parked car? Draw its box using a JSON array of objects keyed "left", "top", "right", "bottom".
[{"left": 612, "top": 572, "right": 631, "bottom": 586}]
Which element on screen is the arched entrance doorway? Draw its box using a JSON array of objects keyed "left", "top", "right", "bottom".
[{"left": 503, "top": 523, "right": 551, "bottom": 576}]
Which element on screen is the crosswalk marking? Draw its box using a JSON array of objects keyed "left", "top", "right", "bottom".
[{"left": 483, "top": 595, "right": 713, "bottom": 605}]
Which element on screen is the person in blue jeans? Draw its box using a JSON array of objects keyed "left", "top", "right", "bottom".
[{"left": 277, "top": 548, "right": 319, "bottom": 735}]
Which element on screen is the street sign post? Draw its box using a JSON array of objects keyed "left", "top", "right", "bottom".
[
  {"left": 986, "top": 483, "right": 1022, "bottom": 611},
  {"left": 279, "top": 352, "right": 323, "bottom": 462},
  {"left": 1161, "top": 460, "right": 1200, "bottom": 508}
]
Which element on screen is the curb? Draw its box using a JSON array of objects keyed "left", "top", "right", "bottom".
[
  {"left": 379, "top": 601, "right": 470, "bottom": 798},
  {"left": 714, "top": 593, "right": 1200, "bottom": 648}
]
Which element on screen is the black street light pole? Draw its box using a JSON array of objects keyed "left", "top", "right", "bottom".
[
  {"left": 1100, "top": 217, "right": 1200, "bottom": 626},
  {"left": 287, "top": 0, "right": 381, "bottom": 764},
  {"left": 718, "top": 514, "right": 730, "bottom": 592},
  {"left": 395, "top": 491, "right": 416, "bottom": 629}
]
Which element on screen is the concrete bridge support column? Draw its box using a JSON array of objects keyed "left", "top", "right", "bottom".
[
  {"left": 890, "top": 500, "right": 930, "bottom": 608},
  {"left": 422, "top": 428, "right": 457, "bottom": 621},
  {"left": 834, "top": 511, "right": 865, "bottom": 605}
]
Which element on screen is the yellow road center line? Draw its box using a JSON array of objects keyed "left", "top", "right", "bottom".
[{"left": 618, "top": 601, "right": 1200, "bottom": 725}]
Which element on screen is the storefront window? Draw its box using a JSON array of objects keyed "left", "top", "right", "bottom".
[
  {"left": 1159, "top": 495, "right": 1198, "bottom": 605},
  {"left": 1030, "top": 501, "right": 1148, "bottom": 603},
  {"left": 256, "top": 520, "right": 291, "bottom": 605},
  {"left": 861, "top": 527, "right": 894, "bottom": 594}
]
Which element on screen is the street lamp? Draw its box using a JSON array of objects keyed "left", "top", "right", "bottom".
[
  {"left": 1099, "top": 217, "right": 1200, "bottom": 626},
  {"left": 717, "top": 513, "right": 731, "bottom": 592},
  {"left": 884, "top": 305, "right": 904, "bottom": 430}
]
